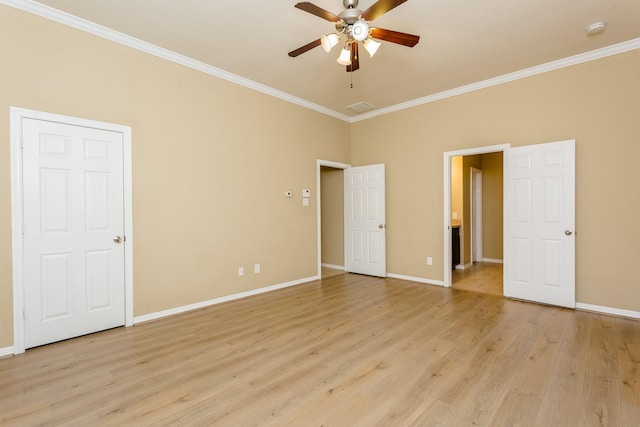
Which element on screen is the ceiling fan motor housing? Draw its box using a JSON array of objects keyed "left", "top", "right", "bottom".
[{"left": 338, "top": 3, "right": 362, "bottom": 25}]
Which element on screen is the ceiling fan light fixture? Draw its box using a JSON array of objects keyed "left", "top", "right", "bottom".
[
  {"left": 321, "top": 33, "right": 340, "bottom": 52},
  {"left": 364, "top": 38, "right": 381, "bottom": 57},
  {"left": 337, "top": 46, "right": 352, "bottom": 65},
  {"left": 351, "top": 20, "right": 369, "bottom": 42},
  {"left": 288, "top": 0, "right": 420, "bottom": 72}
]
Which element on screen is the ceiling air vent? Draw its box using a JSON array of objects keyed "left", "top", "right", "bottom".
[{"left": 347, "top": 101, "right": 376, "bottom": 113}]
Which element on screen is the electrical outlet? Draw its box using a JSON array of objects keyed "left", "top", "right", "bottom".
[
  {"left": 254, "top": 264, "right": 260, "bottom": 274},
  {"left": 427, "top": 257, "right": 433, "bottom": 265},
  {"left": 238, "top": 267, "right": 244, "bottom": 276}
]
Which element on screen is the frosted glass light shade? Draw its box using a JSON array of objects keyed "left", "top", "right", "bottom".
[
  {"left": 352, "top": 20, "right": 369, "bottom": 42},
  {"left": 337, "top": 47, "right": 352, "bottom": 65},
  {"left": 321, "top": 34, "right": 339, "bottom": 53},
  {"left": 364, "top": 38, "right": 381, "bottom": 57}
]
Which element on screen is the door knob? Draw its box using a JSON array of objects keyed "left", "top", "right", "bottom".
[
  {"left": 379, "top": 224, "right": 385, "bottom": 229},
  {"left": 113, "top": 236, "right": 123, "bottom": 243},
  {"left": 564, "top": 230, "right": 573, "bottom": 236}
]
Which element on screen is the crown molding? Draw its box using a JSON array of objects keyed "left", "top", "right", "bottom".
[
  {"left": 2, "top": 1, "right": 638, "bottom": 124},
  {"left": 1, "top": 0, "right": 352, "bottom": 122},
  {"left": 351, "top": 38, "right": 640, "bottom": 122}
]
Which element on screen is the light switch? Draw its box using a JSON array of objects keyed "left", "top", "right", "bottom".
[
  {"left": 303, "top": 198, "right": 309, "bottom": 206},
  {"left": 302, "top": 189, "right": 311, "bottom": 198}
]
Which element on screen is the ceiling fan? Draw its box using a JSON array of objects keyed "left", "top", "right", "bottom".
[{"left": 288, "top": 0, "right": 420, "bottom": 72}]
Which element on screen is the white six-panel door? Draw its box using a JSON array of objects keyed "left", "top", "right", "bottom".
[
  {"left": 22, "top": 118, "right": 126, "bottom": 348},
  {"left": 504, "top": 140, "right": 575, "bottom": 308},
  {"left": 345, "top": 164, "right": 386, "bottom": 277}
]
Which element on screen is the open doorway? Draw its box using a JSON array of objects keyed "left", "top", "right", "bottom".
[
  {"left": 444, "top": 146, "right": 507, "bottom": 296},
  {"left": 317, "top": 160, "right": 349, "bottom": 278}
]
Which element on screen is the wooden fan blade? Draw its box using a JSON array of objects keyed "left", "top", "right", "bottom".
[
  {"left": 288, "top": 39, "right": 322, "bottom": 57},
  {"left": 294, "top": 2, "right": 340, "bottom": 22},
  {"left": 361, "top": 0, "right": 409, "bottom": 21},
  {"left": 347, "top": 42, "right": 359, "bottom": 72},
  {"left": 370, "top": 27, "right": 420, "bottom": 47}
]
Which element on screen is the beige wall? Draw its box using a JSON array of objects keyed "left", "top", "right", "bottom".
[
  {"left": 450, "top": 156, "right": 463, "bottom": 225},
  {"left": 351, "top": 49, "right": 640, "bottom": 312},
  {"left": 481, "top": 152, "right": 503, "bottom": 260},
  {"left": 0, "top": 7, "right": 350, "bottom": 348},
  {"left": 320, "top": 167, "right": 344, "bottom": 266}
]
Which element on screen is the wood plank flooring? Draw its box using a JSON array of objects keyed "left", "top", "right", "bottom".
[
  {"left": 1, "top": 273, "right": 639, "bottom": 426},
  {"left": 321, "top": 267, "right": 345, "bottom": 279},
  {"left": 452, "top": 262, "right": 503, "bottom": 296}
]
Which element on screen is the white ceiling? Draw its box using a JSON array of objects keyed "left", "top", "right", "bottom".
[{"left": 27, "top": 0, "right": 640, "bottom": 118}]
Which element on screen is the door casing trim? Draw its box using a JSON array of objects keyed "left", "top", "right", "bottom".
[
  {"left": 470, "top": 167, "right": 483, "bottom": 263},
  {"left": 10, "top": 107, "right": 134, "bottom": 354}
]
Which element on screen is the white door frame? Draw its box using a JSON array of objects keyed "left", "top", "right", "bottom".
[
  {"left": 443, "top": 144, "right": 509, "bottom": 287},
  {"left": 316, "top": 160, "right": 351, "bottom": 278},
  {"left": 470, "top": 167, "right": 483, "bottom": 263},
  {"left": 10, "top": 107, "right": 134, "bottom": 354}
]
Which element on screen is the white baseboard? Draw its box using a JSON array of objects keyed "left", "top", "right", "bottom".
[
  {"left": 0, "top": 346, "right": 14, "bottom": 358},
  {"left": 134, "top": 275, "right": 319, "bottom": 324},
  {"left": 321, "top": 263, "right": 345, "bottom": 270},
  {"left": 576, "top": 303, "right": 640, "bottom": 320},
  {"left": 455, "top": 262, "right": 473, "bottom": 270},
  {"left": 387, "top": 273, "right": 445, "bottom": 287},
  {"left": 482, "top": 258, "right": 504, "bottom": 264}
]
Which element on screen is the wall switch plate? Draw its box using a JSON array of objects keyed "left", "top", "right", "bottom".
[
  {"left": 427, "top": 257, "right": 433, "bottom": 265},
  {"left": 238, "top": 267, "right": 244, "bottom": 276},
  {"left": 303, "top": 198, "right": 309, "bottom": 206},
  {"left": 254, "top": 264, "right": 260, "bottom": 273},
  {"left": 302, "top": 189, "right": 311, "bottom": 198},
  {"left": 452, "top": 212, "right": 458, "bottom": 219}
]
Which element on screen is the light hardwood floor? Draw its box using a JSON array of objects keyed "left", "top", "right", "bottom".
[
  {"left": 1, "top": 274, "right": 639, "bottom": 426},
  {"left": 452, "top": 262, "right": 503, "bottom": 296},
  {"left": 322, "top": 266, "right": 345, "bottom": 279}
]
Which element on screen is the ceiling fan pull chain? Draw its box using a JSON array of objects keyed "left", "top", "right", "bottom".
[{"left": 350, "top": 71, "right": 353, "bottom": 89}]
